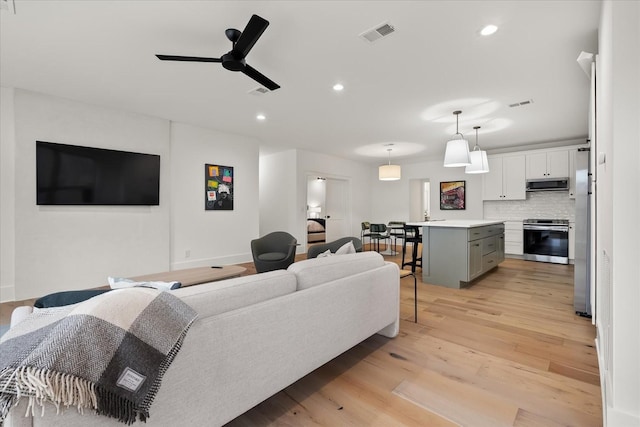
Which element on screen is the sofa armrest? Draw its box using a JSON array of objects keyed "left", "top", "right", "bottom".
[{"left": 10, "top": 306, "right": 33, "bottom": 328}]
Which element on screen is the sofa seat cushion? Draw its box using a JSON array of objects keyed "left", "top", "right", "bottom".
[
  {"left": 288, "top": 251, "right": 386, "bottom": 291},
  {"left": 258, "top": 252, "right": 287, "bottom": 261},
  {"left": 173, "top": 270, "right": 297, "bottom": 318}
]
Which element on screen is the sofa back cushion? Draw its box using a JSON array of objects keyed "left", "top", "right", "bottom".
[
  {"left": 288, "top": 251, "right": 386, "bottom": 291},
  {"left": 173, "top": 270, "right": 297, "bottom": 318}
]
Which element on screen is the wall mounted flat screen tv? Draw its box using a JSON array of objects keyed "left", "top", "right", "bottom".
[{"left": 36, "top": 141, "right": 160, "bottom": 206}]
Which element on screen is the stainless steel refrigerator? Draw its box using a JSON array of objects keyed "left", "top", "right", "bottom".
[{"left": 574, "top": 147, "right": 592, "bottom": 317}]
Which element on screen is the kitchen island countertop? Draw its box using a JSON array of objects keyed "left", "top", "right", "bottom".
[{"left": 407, "top": 220, "right": 505, "bottom": 228}]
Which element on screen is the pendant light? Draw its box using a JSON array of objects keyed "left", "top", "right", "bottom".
[
  {"left": 465, "top": 126, "right": 490, "bottom": 174},
  {"left": 443, "top": 110, "right": 471, "bottom": 167},
  {"left": 379, "top": 147, "right": 401, "bottom": 181}
]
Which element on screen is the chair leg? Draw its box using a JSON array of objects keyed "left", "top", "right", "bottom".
[
  {"left": 401, "top": 239, "right": 407, "bottom": 267},
  {"left": 411, "top": 242, "right": 419, "bottom": 273}
]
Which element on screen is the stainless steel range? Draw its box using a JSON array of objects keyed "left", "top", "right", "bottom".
[{"left": 523, "top": 219, "right": 570, "bottom": 264}]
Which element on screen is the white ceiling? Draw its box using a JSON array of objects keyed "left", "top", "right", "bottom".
[{"left": 0, "top": 1, "right": 600, "bottom": 164}]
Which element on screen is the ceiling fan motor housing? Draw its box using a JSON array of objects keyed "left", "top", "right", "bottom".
[{"left": 222, "top": 53, "right": 246, "bottom": 71}]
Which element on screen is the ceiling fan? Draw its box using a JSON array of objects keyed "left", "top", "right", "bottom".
[{"left": 156, "top": 14, "right": 280, "bottom": 91}]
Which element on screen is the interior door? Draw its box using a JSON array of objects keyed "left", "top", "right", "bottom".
[{"left": 324, "top": 178, "right": 349, "bottom": 242}]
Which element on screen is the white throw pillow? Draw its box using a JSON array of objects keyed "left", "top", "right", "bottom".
[
  {"left": 335, "top": 241, "right": 356, "bottom": 255},
  {"left": 317, "top": 249, "right": 333, "bottom": 258}
]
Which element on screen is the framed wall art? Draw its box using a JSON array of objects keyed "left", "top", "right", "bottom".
[
  {"left": 205, "top": 164, "right": 234, "bottom": 210},
  {"left": 440, "top": 180, "right": 465, "bottom": 210}
]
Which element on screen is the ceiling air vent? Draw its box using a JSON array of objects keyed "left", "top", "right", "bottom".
[
  {"left": 0, "top": 0, "right": 16, "bottom": 13},
  {"left": 509, "top": 99, "right": 534, "bottom": 108},
  {"left": 359, "top": 22, "right": 395, "bottom": 43},
  {"left": 248, "top": 87, "right": 270, "bottom": 96}
]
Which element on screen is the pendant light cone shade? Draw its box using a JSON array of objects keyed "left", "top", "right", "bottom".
[
  {"left": 443, "top": 110, "right": 471, "bottom": 167},
  {"left": 444, "top": 138, "right": 471, "bottom": 167},
  {"left": 465, "top": 126, "right": 490, "bottom": 174},
  {"left": 379, "top": 148, "right": 401, "bottom": 181},
  {"left": 466, "top": 150, "right": 490, "bottom": 173}
]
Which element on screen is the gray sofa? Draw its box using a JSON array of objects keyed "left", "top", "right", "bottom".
[{"left": 5, "top": 251, "right": 399, "bottom": 427}]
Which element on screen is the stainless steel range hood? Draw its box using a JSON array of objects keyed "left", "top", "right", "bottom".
[{"left": 526, "top": 178, "right": 569, "bottom": 192}]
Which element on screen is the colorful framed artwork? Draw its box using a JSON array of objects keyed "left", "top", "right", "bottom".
[
  {"left": 205, "top": 164, "right": 234, "bottom": 210},
  {"left": 440, "top": 181, "right": 465, "bottom": 210}
]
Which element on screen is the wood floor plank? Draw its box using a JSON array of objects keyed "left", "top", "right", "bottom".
[{"left": 393, "top": 369, "right": 520, "bottom": 427}]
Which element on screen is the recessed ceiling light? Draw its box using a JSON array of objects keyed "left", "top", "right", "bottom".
[
  {"left": 256, "top": 114, "right": 266, "bottom": 121},
  {"left": 333, "top": 83, "right": 344, "bottom": 91},
  {"left": 480, "top": 25, "right": 498, "bottom": 36}
]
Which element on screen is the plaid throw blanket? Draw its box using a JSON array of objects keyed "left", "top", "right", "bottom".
[{"left": 0, "top": 288, "right": 197, "bottom": 425}]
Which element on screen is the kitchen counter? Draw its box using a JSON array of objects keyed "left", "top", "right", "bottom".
[
  {"left": 407, "top": 220, "right": 505, "bottom": 228},
  {"left": 410, "top": 220, "right": 505, "bottom": 288}
]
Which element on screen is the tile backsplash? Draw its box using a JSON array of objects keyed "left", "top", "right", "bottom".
[{"left": 483, "top": 191, "right": 576, "bottom": 222}]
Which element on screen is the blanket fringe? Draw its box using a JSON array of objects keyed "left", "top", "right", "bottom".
[
  {"left": 0, "top": 366, "right": 97, "bottom": 420},
  {"left": 1, "top": 367, "right": 150, "bottom": 425}
]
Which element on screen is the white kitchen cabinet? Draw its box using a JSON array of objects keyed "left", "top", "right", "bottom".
[
  {"left": 482, "top": 155, "right": 526, "bottom": 201},
  {"left": 504, "top": 221, "right": 524, "bottom": 255},
  {"left": 568, "top": 149, "right": 577, "bottom": 199},
  {"left": 526, "top": 150, "right": 569, "bottom": 179}
]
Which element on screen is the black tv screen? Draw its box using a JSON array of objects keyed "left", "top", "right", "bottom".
[{"left": 36, "top": 141, "right": 160, "bottom": 206}]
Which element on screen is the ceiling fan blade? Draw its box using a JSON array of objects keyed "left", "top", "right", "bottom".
[
  {"left": 233, "top": 15, "right": 269, "bottom": 58},
  {"left": 243, "top": 64, "right": 280, "bottom": 91},
  {"left": 156, "top": 54, "right": 222, "bottom": 63}
]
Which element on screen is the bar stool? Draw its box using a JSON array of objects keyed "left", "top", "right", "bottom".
[{"left": 402, "top": 224, "right": 422, "bottom": 273}]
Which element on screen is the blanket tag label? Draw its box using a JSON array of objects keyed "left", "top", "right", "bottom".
[{"left": 117, "top": 367, "right": 146, "bottom": 392}]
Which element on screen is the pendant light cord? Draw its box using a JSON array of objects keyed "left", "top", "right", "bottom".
[
  {"left": 472, "top": 126, "right": 481, "bottom": 151},
  {"left": 453, "top": 110, "right": 464, "bottom": 139}
]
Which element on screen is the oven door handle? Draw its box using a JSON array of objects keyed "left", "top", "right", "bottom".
[{"left": 523, "top": 225, "right": 569, "bottom": 232}]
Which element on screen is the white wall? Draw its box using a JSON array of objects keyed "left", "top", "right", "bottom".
[
  {"left": 170, "top": 122, "right": 259, "bottom": 269},
  {"left": 369, "top": 158, "right": 485, "bottom": 224},
  {"left": 259, "top": 150, "right": 298, "bottom": 241},
  {"left": 6, "top": 89, "right": 171, "bottom": 300},
  {"left": 0, "top": 87, "right": 16, "bottom": 301},
  {"left": 0, "top": 89, "right": 263, "bottom": 302},
  {"left": 597, "top": 1, "right": 640, "bottom": 425}
]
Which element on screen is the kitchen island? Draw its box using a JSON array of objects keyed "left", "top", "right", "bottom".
[{"left": 407, "top": 220, "right": 505, "bottom": 288}]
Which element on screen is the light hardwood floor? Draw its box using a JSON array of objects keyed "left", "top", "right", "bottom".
[
  {"left": 226, "top": 252, "right": 601, "bottom": 426},
  {"left": 0, "top": 250, "right": 602, "bottom": 426}
]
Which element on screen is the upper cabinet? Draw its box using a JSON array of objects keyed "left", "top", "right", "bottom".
[
  {"left": 483, "top": 155, "right": 526, "bottom": 201},
  {"left": 525, "top": 150, "right": 569, "bottom": 179}
]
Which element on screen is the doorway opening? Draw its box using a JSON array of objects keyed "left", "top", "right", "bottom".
[
  {"left": 410, "top": 179, "right": 431, "bottom": 221},
  {"left": 306, "top": 175, "right": 351, "bottom": 246}
]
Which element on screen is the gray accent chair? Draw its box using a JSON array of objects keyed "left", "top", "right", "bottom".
[
  {"left": 251, "top": 231, "right": 298, "bottom": 273},
  {"left": 307, "top": 237, "right": 363, "bottom": 259}
]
